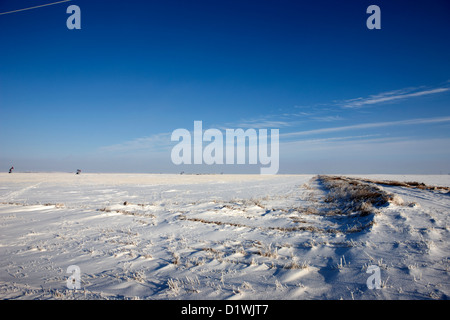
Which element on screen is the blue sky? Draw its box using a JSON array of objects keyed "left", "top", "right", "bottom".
[{"left": 0, "top": 0, "right": 449, "bottom": 173}]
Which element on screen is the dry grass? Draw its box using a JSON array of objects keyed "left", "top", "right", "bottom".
[
  {"left": 1, "top": 201, "right": 65, "bottom": 208},
  {"left": 178, "top": 215, "right": 248, "bottom": 229},
  {"left": 175, "top": 175, "right": 401, "bottom": 236},
  {"left": 283, "top": 258, "right": 309, "bottom": 270},
  {"left": 354, "top": 178, "right": 450, "bottom": 192},
  {"left": 255, "top": 243, "right": 279, "bottom": 259},
  {"left": 97, "top": 207, "right": 156, "bottom": 218},
  {"left": 319, "top": 175, "right": 395, "bottom": 216},
  {"left": 177, "top": 214, "right": 343, "bottom": 234}
]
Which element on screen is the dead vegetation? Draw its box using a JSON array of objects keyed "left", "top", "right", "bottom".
[
  {"left": 177, "top": 214, "right": 344, "bottom": 234},
  {"left": 0, "top": 202, "right": 65, "bottom": 208},
  {"left": 175, "top": 175, "right": 396, "bottom": 234},
  {"left": 178, "top": 215, "right": 249, "bottom": 229},
  {"left": 44, "top": 203, "right": 65, "bottom": 208},
  {"left": 1, "top": 202, "right": 28, "bottom": 206},
  {"left": 318, "top": 175, "right": 396, "bottom": 216},
  {"left": 352, "top": 178, "right": 450, "bottom": 192},
  {"left": 97, "top": 207, "right": 156, "bottom": 218}
]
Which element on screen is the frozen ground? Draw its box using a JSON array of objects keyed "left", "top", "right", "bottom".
[{"left": 0, "top": 173, "right": 449, "bottom": 300}]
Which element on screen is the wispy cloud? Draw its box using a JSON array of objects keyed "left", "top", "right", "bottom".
[
  {"left": 282, "top": 116, "right": 450, "bottom": 138},
  {"left": 338, "top": 86, "right": 449, "bottom": 109},
  {"left": 283, "top": 134, "right": 382, "bottom": 144},
  {"left": 224, "top": 84, "right": 449, "bottom": 131},
  {"left": 280, "top": 136, "right": 450, "bottom": 163},
  {"left": 219, "top": 116, "right": 295, "bottom": 130},
  {"left": 309, "top": 115, "right": 344, "bottom": 122},
  {"left": 98, "top": 83, "right": 450, "bottom": 156},
  {"left": 99, "top": 132, "right": 172, "bottom": 153},
  {"left": 99, "top": 116, "right": 450, "bottom": 154}
]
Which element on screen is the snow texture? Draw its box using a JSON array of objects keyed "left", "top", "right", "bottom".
[{"left": 0, "top": 173, "right": 449, "bottom": 300}]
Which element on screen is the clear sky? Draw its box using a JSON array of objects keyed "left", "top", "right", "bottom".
[{"left": 1, "top": 0, "right": 449, "bottom": 174}]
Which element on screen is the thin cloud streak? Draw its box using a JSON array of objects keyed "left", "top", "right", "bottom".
[
  {"left": 340, "top": 87, "right": 449, "bottom": 109},
  {"left": 99, "top": 132, "right": 173, "bottom": 153},
  {"left": 282, "top": 116, "right": 450, "bottom": 138},
  {"left": 98, "top": 84, "right": 450, "bottom": 155},
  {"left": 223, "top": 84, "right": 449, "bottom": 132},
  {"left": 99, "top": 116, "right": 450, "bottom": 154},
  {"left": 281, "top": 134, "right": 383, "bottom": 145}
]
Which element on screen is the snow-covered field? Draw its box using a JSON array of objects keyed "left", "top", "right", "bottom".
[{"left": 0, "top": 173, "right": 449, "bottom": 300}]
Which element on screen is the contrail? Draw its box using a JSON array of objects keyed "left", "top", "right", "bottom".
[{"left": 0, "top": 0, "right": 71, "bottom": 16}]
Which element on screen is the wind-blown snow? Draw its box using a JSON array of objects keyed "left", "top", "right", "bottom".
[{"left": 0, "top": 173, "right": 449, "bottom": 300}]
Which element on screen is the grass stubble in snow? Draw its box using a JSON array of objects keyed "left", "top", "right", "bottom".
[{"left": 0, "top": 173, "right": 449, "bottom": 300}]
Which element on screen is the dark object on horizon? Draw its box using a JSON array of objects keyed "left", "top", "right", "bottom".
[
  {"left": 9, "top": 166, "right": 14, "bottom": 173},
  {"left": 76, "top": 169, "right": 81, "bottom": 175}
]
